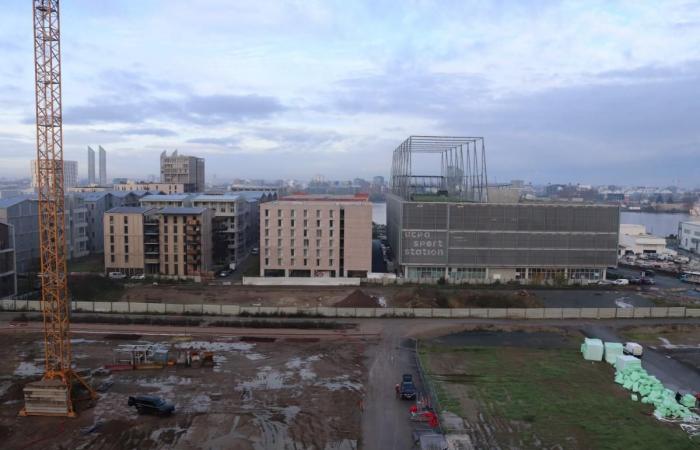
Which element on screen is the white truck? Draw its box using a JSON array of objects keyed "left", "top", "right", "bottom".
[
  {"left": 623, "top": 342, "right": 643, "bottom": 358},
  {"left": 680, "top": 271, "right": 700, "bottom": 285}
]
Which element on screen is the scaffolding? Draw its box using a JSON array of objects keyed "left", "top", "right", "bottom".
[{"left": 390, "top": 136, "right": 488, "bottom": 202}]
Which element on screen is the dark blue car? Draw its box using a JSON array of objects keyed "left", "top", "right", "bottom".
[{"left": 127, "top": 395, "right": 175, "bottom": 416}]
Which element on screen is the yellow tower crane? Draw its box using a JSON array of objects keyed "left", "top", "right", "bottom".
[{"left": 21, "top": 0, "right": 96, "bottom": 418}]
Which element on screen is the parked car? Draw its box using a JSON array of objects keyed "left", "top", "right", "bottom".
[
  {"left": 399, "top": 374, "right": 416, "bottom": 400},
  {"left": 640, "top": 277, "right": 656, "bottom": 286},
  {"left": 131, "top": 274, "right": 145, "bottom": 280},
  {"left": 108, "top": 272, "right": 126, "bottom": 280},
  {"left": 127, "top": 395, "right": 175, "bottom": 416},
  {"left": 251, "top": 247, "right": 259, "bottom": 255},
  {"left": 613, "top": 278, "right": 629, "bottom": 286},
  {"left": 641, "top": 269, "right": 656, "bottom": 278},
  {"left": 217, "top": 269, "right": 231, "bottom": 278}
]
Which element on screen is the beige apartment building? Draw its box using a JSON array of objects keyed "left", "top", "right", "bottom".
[
  {"left": 104, "top": 207, "right": 153, "bottom": 276},
  {"left": 113, "top": 182, "right": 194, "bottom": 194},
  {"left": 104, "top": 206, "right": 213, "bottom": 281},
  {"left": 259, "top": 194, "right": 372, "bottom": 278},
  {"left": 159, "top": 207, "right": 213, "bottom": 279}
]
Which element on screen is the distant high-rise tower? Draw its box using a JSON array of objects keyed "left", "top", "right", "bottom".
[
  {"left": 160, "top": 150, "right": 205, "bottom": 192},
  {"left": 98, "top": 146, "right": 107, "bottom": 185},
  {"left": 87, "top": 146, "right": 95, "bottom": 185},
  {"left": 31, "top": 160, "right": 78, "bottom": 189}
]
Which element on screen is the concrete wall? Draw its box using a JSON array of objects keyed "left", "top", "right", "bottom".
[
  {"left": 242, "top": 276, "right": 362, "bottom": 286},
  {"left": 1, "top": 298, "right": 698, "bottom": 319}
]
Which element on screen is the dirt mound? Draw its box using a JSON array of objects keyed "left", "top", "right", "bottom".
[{"left": 335, "top": 289, "right": 380, "bottom": 307}]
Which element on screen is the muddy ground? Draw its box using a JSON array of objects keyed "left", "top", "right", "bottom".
[{"left": 0, "top": 333, "right": 365, "bottom": 450}]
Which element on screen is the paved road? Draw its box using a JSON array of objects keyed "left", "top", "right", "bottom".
[
  {"left": 536, "top": 289, "right": 654, "bottom": 308},
  {"left": 582, "top": 324, "right": 700, "bottom": 393},
  {"left": 615, "top": 267, "right": 686, "bottom": 289},
  {"left": 361, "top": 326, "right": 417, "bottom": 450}
]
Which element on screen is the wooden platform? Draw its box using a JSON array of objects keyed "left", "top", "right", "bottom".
[{"left": 22, "top": 379, "right": 71, "bottom": 416}]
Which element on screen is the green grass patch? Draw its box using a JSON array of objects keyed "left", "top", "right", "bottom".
[
  {"left": 67, "top": 253, "right": 105, "bottom": 273},
  {"left": 420, "top": 342, "right": 692, "bottom": 449},
  {"left": 68, "top": 274, "right": 124, "bottom": 301}
]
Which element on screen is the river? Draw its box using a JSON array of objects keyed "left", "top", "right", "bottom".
[{"left": 372, "top": 202, "right": 690, "bottom": 236}]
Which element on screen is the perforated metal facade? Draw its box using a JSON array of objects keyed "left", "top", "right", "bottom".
[{"left": 387, "top": 194, "right": 619, "bottom": 280}]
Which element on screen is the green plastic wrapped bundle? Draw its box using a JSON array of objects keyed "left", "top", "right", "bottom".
[
  {"left": 614, "top": 366, "right": 699, "bottom": 420},
  {"left": 581, "top": 338, "right": 604, "bottom": 361},
  {"left": 680, "top": 394, "right": 697, "bottom": 408},
  {"left": 615, "top": 355, "right": 642, "bottom": 371},
  {"left": 604, "top": 342, "right": 624, "bottom": 364}
]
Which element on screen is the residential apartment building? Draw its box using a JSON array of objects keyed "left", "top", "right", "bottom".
[
  {"left": 30, "top": 160, "right": 78, "bottom": 189},
  {"left": 160, "top": 150, "right": 205, "bottom": 192},
  {"left": 159, "top": 207, "right": 213, "bottom": 279},
  {"left": 65, "top": 194, "right": 89, "bottom": 260},
  {"left": 259, "top": 194, "right": 372, "bottom": 278},
  {"left": 140, "top": 194, "right": 193, "bottom": 209},
  {"left": 77, "top": 191, "right": 143, "bottom": 253},
  {"left": 104, "top": 206, "right": 213, "bottom": 281},
  {"left": 0, "top": 222, "right": 17, "bottom": 298},
  {"left": 192, "top": 194, "right": 250, "bottom": 265},
  {"left": 678, "top": 220, "right": 700, "bottom": 253},
  {"left": 0, "top": 197, "right": 39, "bottom": 273},
  {"left": 113, "top": 182, "right": 195, "bottom": 194}
]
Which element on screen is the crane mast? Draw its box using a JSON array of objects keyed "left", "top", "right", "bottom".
[{"left": 22, "top": 0, "right": 95, "bottom": 418}]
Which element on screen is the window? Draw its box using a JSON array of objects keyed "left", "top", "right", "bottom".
[
  {"left": 124, "top": 236, "right": 129, "bottom": 244},
  {"left": 329, "top": 259, "right": 333, "bottom": 266},
  {"left": 124, "top": 216, "right": 128, "bottom": 224},
  {"left": 265, "top": 219, "right": 269, "bottom": 227},
  {"left": 277, "top": 228, "right": 281, "bottom": 236},
  {"left": 316, "top": 220, "right": 321, "bottom": 227},
  {"left": 109, "top": 216, "right": 114, "bottom": 223},
  {"left": 316, "top": 229, "right": 322, "bottom": 237},
  {"left": 329, "top": 239, "right": 333, "bottom": 247},
  {"left": 277, "top": 238, "right": 282, "bottom": 247},
  {"left": 316, "top": 239, "right": 321, "bottom": 247},
  {"left": 265, "top": 229, "right": 269, "bottom": 237},
  {"left": 124, "top": 226, "right": 128, "bottom": 233},
  {"left": 109, "top": 226, "right": 114, "bottom": 234},
  {"left": 125, "top": 255, "right": 129, "bottom": 263},
  {"left": 165, "top": 254, "right": 169, "bottom": 262},
  {"left": 264, "top": 238, "right": 269, "bottom": 246},
  {"left": 330, "top": 229, "right": 334, "bottom": 237},
  {"left": 265, "top": 248, "right": 269, "bottom": 256},
  {"left": 110, "top": 255, "right": 115, "bottom": 263},
  {"left": 291, "top": 210, "right": 296, "bottom": 217},
  {"left": 173, "top": 235, "right": 178, "bottom": 243},
  {"left": 303, "top": 219, "right": 308, "bottom": 227},
  {"left": 316, "top": 210, "right": 320, "bottom": 218},
  {"left": 290, "top": 228, "right": 295, "bottom": 236},
  {"left": 316, "top": 249, "right": 321, "bottom": 257},
  {"left": 110, "top": 236, "right": 114, "bottom": 244},
  {"left": 291, "top": 239, "right": 295, "bottom": 247},
  {"left": 303, "top": 239, "right": 309, "bottom": 247},
  {"left": 303, "top": 258, "right": 308, "bottom": 266},
  {"left": 164, "top": 225, "right": 168, "bottom": 233},
  {"left": 303, "top": 229, "right": 308, "bottom": 237},
  {"left": 277, "top": 219, "right": 282, "bottom": 227},
  {"left": 291, "top": 219, "right": 295, "bottom": 227},
  {"left": 290, "top": 258, "right": 295, "bottom": 265},
  {"left": 165, "top": 264, "right": 169, "bottom": 273},
  {"left": 303, "top": 248, "right": 308, "bottom": 257},
  {"left": 174, "top": 264, "right": 178, "bottom": 274},
  {"left": 265, "top": 258, "right": 269, "bottom": 266},
  {"left": 277, "top": 258, "right": 282, "bottom": 265},
  {"left": 124, "top": 245, "right": 129, "bottom": 253},
  {"left": 265, "top": 209, "right": 269, "bottom": 217},
  {"left": 303, "top": 209, "right": 308, "bottom": 217},
  {"left": 329, "top": 220, "right": 334, "bottom": 227},
  {"left": 316, "top": 258, "right": 320, "bottom": 266},
  {"left": 330, "top": 210, "right": 334, "bottom": 218},
  {"left": 277, "top": 209, "right": 282, "bottom": 217},
  {"left": 329, "top": 249, "right": 334, "bottom": 257},
  {"left": 110, "top": 245, "right": 114, "bottom": 253},
  {"left": 291, "top": 249, "right": 295, "bottom": 256}
]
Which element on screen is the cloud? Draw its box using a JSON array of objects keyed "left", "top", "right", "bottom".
[
  {"left": 63, "top": 93, "right": 285, "bottom": 125},
  {"left": 114, "top": 127, "right": 179, "bottom": 137}
]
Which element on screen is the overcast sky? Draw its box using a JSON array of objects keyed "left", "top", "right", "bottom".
[{"left": 1, "top": 0, "right": 699, "bottom": 186}]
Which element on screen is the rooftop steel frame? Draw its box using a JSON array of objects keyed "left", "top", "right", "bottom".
[{"left": 390, "top": 136, "right": 488, "bottom": 202}]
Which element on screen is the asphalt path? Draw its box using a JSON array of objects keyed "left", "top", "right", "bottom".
[{"left": 582, "top": 324, "right": 700, "bottom": 393}]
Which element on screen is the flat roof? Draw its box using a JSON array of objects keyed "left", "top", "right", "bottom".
[
  {"left": 106, "top": 206, "right": 154, "bottom": 214},
  {"left": 0, "top": 196, "right": 34, "bottom": 208},
  {"left": 141, "top": 194, "right": 192, "bottom": 202},
  {"left": 280, "top": 193, "right": 369, "bottom": 202},
  {"left": 159, "top": 207, "right": 208, "bottom": 215},
  {"left": 192, "top": 194, "right": 241, "bottom": 202}
]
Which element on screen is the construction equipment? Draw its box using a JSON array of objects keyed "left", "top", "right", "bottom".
[{"left": 21, "top": 0, "right": 96, "bottom": 418}]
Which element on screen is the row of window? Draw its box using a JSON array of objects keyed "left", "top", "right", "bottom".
[
  {"left": 264, "top": 218, "right": 335, "bottom": 228},
  {"left": 265, "top": 247, "right": 335, "bottom": 257},
  {"left": 263, "top": 228, "right": 335, "bottom": 238},
  {"left": 264, "top": 258, "right": 335, "bottom": 267},
  {"left": 264, "top": 209, "right": 335, "bottom": 219},
  {"left": 263, "top": 238, "right": 335, "bottom": 248}
]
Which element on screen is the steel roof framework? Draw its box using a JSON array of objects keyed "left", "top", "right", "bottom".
[{"left": 390, "top": 136, "right": 488, "bottom": 202}]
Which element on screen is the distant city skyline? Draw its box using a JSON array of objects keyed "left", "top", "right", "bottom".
[{"left": 1, "top": 1, "right": 699, "bottom": 185}]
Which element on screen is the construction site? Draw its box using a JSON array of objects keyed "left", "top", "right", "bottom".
[{"left": 5, "top": 2, "right": 700, "bottom": 450}]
